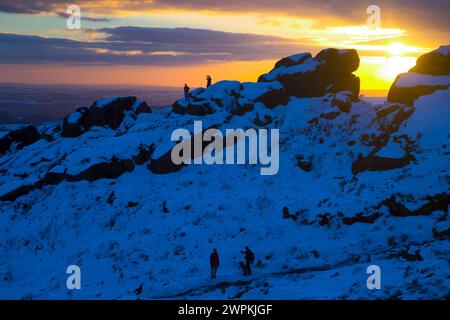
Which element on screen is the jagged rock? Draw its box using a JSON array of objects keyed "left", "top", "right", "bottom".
[
  {"left": 62, "top": 96, "right": 151, "bottom": 138},
  {"left": 432, "top": 221, "right": 450, "bottom": 240},
  {"left": 0, "top": 125, "right": 40, "bottom": 155},
  {"left": 253, "top": 113, "right": 273, "bottom": 126},
  {"left": 352, "top": 153, "right": 414, "bottom": 175},
  {"left": 282, "top": 206, "right": 301, "bottom": 221},
  {"left": 67, "top": 158, "right": 135, "bottom": 182},
  {"left": 258, "top": 48, "right": 360, "bottom": 98},
  {"left": 0, "top": 184, "right": 36, "bottom": 202},
  {"left": 388, "top": 45, "right": 450, "bottom": 105},
  {"left": 147, "top": 149, "right": 185, "bottom": 174},
  {"left": 132, "top": 144, "right": 155, "bottom": 165},
  {"left": 375, "top": 104, "right": 402, "bottom": 120},
  {"left": 381, "top": 194, "right": 449, "bottom": 217},
  {"left": 318, "top": 213, "right": 334, "bottom": 226},
  {"left": 342, "top": 212, "right": 382, "bottom": 225},
  {"left": 399, "top": 249, "right": 423, "bottom": 262},
  {"left": 295, "top": 155, "right": 313, "bottom": 172},
  {"left": 333, "top": 91, "right": 355, "bottom": 113},
  {"left": 172, "top": 80, "right": 287, "bottom": 117}
]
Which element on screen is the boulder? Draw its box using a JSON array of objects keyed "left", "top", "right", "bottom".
[
  {"left": 172, "top": 80, "right": 287, "bottom": 117},
  {"left": 258, "top": 49, "right": 360, "bottom": 98},
  {"left": 388, "top": 45, "right": 450, "bottom": 105},
  {"left": 62, "top": 96, "right": 152, "bottom": 138},
  {"left": 409, "top": 45, "right": 450, "bottom": 75},
  {"left": 333, "top": 91, "right": 355, "bottom": 113},
  {"left": 0, "top": 125, "right": 40, "bottom": 155}
]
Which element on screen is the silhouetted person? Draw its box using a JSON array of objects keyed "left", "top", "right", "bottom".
[
  {"left": 206, "top": 75, "right": 212, "bottom": 88},
  {"left": 241, "top": 246, "right": 254, "bottom": 275},
  {"left": 210, "top": 248, "right": 220, "bottom": 279},
  {"left": 184, "top": 84, "right": 190, "bottom": 103}
]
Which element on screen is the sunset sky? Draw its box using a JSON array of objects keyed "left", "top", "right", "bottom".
[{"left": 0, "top": 0, "right": 449, "bottom": 95}]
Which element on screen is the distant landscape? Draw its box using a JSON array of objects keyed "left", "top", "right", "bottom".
[{"left": 0, "top": 83, "right": 181, "bottom": 125}]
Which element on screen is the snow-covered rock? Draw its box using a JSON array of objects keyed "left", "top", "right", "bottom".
[
  {"left": 258, "top": 48, "right": 360, "bottom": 98},
  {"left": 0, "top": 125, "right": 41, "bottom": 156},
  {"left": 388, "top": 45, "right": 450, "bottom": 105},
  {"left": 63, "top": 96, "right": 151, "bottom": 138}
]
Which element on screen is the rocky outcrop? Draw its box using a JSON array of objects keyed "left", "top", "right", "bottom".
[
  {"left": 381, "top": 193, "right": 449, "bottom": 217},
  {"left": 0, "top": 125, "right": 41, "bottom": 156},
  {"left": 342, "top": 212, "right": 382, "bottom": 225},
  {"left": 62, "top": 96, "right": 152, "bottom": 138},
  {"left": 171, "top": 48, "right": 361, "bottom": 117},
  {"left": 66, "top": 158, "right": 135, "bottom": 182},
  {"left": 258, "top": 48, "right": 360, "bottom": 98},
  {"left": 352, "top": 153, "right": 415, "bottom": 175},
  {"left": 172, "top": 80, "right": 287, "bottom": 117},
  {"left": 388, "top": 45, "right": 450, "bottom": 105},
  {"left": 432, "top": 221, "right": 450, "bottom": 241},
  {"left": 0, "top": 145, "right": 155, "bottom": 202}
]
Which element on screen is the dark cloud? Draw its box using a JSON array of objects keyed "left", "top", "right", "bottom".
[
  {"left": 0, "top": 0, "right": 448, "bottom": 31},
  {"left": 0, "top": 27, "right": 313, "bottom": 66}
]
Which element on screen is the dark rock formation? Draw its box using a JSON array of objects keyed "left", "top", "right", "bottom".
[
  {"left": 62, "top": 96, "right": 151, "bottom": 138},
  {"left": 0, "top": 125, "right": 41, "bottom": 156},
  {"left": 66, "top": 158, "right": 135, "bottom": 182},
  {"left": 382, "top": 193, "right": 449, "bottom": 217},
  {"left": 258, "top": 48, "right": 360, "bottom": 98},
  {"left": 342, "top": 212, "right": 382, "bottom": 225},
  {"left": 352, "top": 153, "right": 415, "bottom": 175},
  {"left": 388, "top": 45, "right": 450, "bottom": 105}
]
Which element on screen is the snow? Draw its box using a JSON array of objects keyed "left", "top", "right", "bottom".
[
  {"left": 131, "top": 99, "right": 143, "bottom": 112},
  {"left": 67, "top": 111, "right": 82, "bottom": 124},
  {"left": 94, "top": 97, "right": 127, "bottom": 108},
  {"left": 239, "top": 81, "right": 282, "bottom": 105},
  {"left": 395, "top": 72, "right": 450, "bottom": 88},
  {"left": 0, "top": 78, "right": 448, "bottom": 300},
  {"left": 262, "top": 58, "right": 318, "bottom": 81},
  {"left": 287, "top": 52, "right": 311, "bottom": 63},
  {"left": 432, "top": 45, "right": 450, "bottom": 56}
]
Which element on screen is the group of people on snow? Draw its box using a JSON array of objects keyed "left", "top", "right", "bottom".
[{"left": 209, "top": 246, "right": 255, "bottom": 280}]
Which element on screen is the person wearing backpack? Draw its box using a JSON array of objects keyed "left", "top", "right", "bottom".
[{"left": 241, "top": 246, "right": 254, "bottom": 275}]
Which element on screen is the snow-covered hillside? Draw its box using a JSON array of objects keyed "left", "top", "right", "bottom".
[{"left": 0, "top": 47, "right": 448, "bottom": 300}]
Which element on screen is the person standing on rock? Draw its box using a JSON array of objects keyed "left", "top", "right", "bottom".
[
  {"left": 184, "top": 84, "right": 190, "bottom": 103},
  {"left": 206, "top": 75, "right": 212, "bottom": 88},
  {"left": 210, "top": 248, "right": 220, "bottom": 279},
  {"left": 241, "top": 246, "right": 254, "bottom": 275}
]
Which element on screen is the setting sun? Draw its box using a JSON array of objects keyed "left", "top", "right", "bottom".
[{"left": 387, "top": 43, "right": 408, "bottom": 56}]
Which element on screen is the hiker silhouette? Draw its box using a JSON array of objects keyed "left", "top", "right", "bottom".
[
  {"left": 206, "top": 75, "right": 212, "bottom": 88},
  {"left": 240, "top": 246, "right": 255, "bottom": 275},
  {"left": 184, "top": 84, "right": 190, "bottom": 103}
]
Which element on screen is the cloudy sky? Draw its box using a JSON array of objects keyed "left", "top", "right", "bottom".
[{"left": 0, "top": 0, "right": 448, "bottom": 94}]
